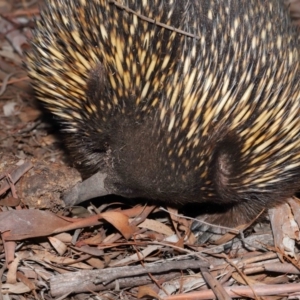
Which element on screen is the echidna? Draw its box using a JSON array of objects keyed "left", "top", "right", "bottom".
[{"left": 26, "top": 0, "right": 300, "bottom": 238}]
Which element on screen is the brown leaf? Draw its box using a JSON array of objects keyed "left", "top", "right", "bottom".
[
  {"left": 86, "top": 258, "right": 105, "bottom": 269},
  {"left": 48, "top": 236, "right": 67, "bottom": 256},
  {"left": 0, "top": 210, "right": 73, "bottom": 240},
  {"left": 138, "top": 219, "right": 174, "bottom": 236},
  {"left": 2, "top": 231, "right": 16, "bottom": 265},
  {"left": 137, "top": 285, "right": 160, "bottom": 299},
  {"left": 52, "top": 233, "right": 72, "bottom": 243},
  {"left": 101, "top": 211, "right": 136, "bottom": 239},
  {"left": 18, "top": 106, "right": 41, "bottom": 122},
  {"left": 78, "top": 233, "right": 103, "bottom": 245},
  {"left": 2, "top": 282, "right": 31, "bottom": 294},
  {"left": 32, "top": 249, "right": 92, "bottom": 269},
  {"left": 16, "top": 271, "right": 36, "bottom": 291},
  {"left": 0, "top": 196, "right": 20, "bottom": 207},
  {"left": 6, "top": 256, "right": 19, "bottom": 284}
]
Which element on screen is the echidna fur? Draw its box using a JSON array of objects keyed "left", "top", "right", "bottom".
[{"left": 26, "top": 0, "right": 300, "bottom": 230}]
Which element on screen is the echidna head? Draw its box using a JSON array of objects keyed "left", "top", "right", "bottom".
[{"left": 26, "top": 0, "right": 300, "bottom": 222}]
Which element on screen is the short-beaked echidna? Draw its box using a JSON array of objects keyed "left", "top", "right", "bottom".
[{"left": 26, "top": 0, "right": 300, "bottom": 236}]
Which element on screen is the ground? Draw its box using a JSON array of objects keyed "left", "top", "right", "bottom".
[{"left": 0, "top": 0, "right": 300, "bottom": 299}]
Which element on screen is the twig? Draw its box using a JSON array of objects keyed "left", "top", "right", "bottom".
[
  {"left": 0, "top": 76, "right": 29, "bottom": 88},
  {"left": 200, "top": 266, "right": 232, "bottom": 300},
  {"left": 0, "top": 73, "right": 16, "bottom": 96},
  {"left": 109, "top": 0, "right": 200, "bottom": 39},
  {"left": 51, "top": 271, "right": 180, "bottom": 297},
  {"left": 97, "top": 259, "right": 208, "bottom": 284},
  {"left": 222, "top": 254, "right": 259, "bottom": 300},
  {"left": 163, "top": 283, "right": 300, "bottom": 299},
  {"left": 50, "top": 258, "right": 208, "bottom": 295}
]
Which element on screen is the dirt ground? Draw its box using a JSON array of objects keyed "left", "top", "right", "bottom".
[{"left": 0, "top": 0, "right": 300, "bottom": 299}]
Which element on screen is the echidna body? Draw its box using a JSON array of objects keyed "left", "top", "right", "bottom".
[{"left": 26, "top": 0, "right": 300, "bottom": 230}]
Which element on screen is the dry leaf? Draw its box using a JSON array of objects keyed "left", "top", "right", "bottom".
[
  {"left": 79, "top": 233, "right": 103, "bottom": 245},
  {"left": 87, "top": 258, "right": 105, "bottom": 269},
  {"left": 74, "top": 245, "right": 104, "bottom": 256},
  {"left": 2, "top": 282, "right": 31, "bottom": 294},
  {"left": 110, "top": 245, "right": 163, "bottom": 267},
  {"left": 17, "top": 272, "right": 36, "bottom": 291},
  {"left": 32, "top": 250, "right": 92, "bottom": 269},
  {"left": 138, "top": 218, "right": 174, "bottom": 236},
  {"left": 48, "top": 236, "right": 68, "bottom": 256},
  {"left": 6, "top": 256, "right": 19, "bottom": 284},
  {"left": 0, "top": 210, "right": 74, "bottom": 240},
  {"left": 41, "top": 134, "right": 58, "bottom": 146},
  {"left": 232, "top": 272, "right": 265, "bottom": 286},
  {"left": 2, "top": 232, "right": 16, "bottom": 266},
  {"left": 137, "top": 285, "right": 159, "bottom": 299},
  {"left": 18, "top": 106, "right": 41, "bottom": 122},
  {"left": 101, "top": 211, "right": 136, "bottom": 239},
  {"left": 53, "top": 233, "right": 73, "bottom": 243}
]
